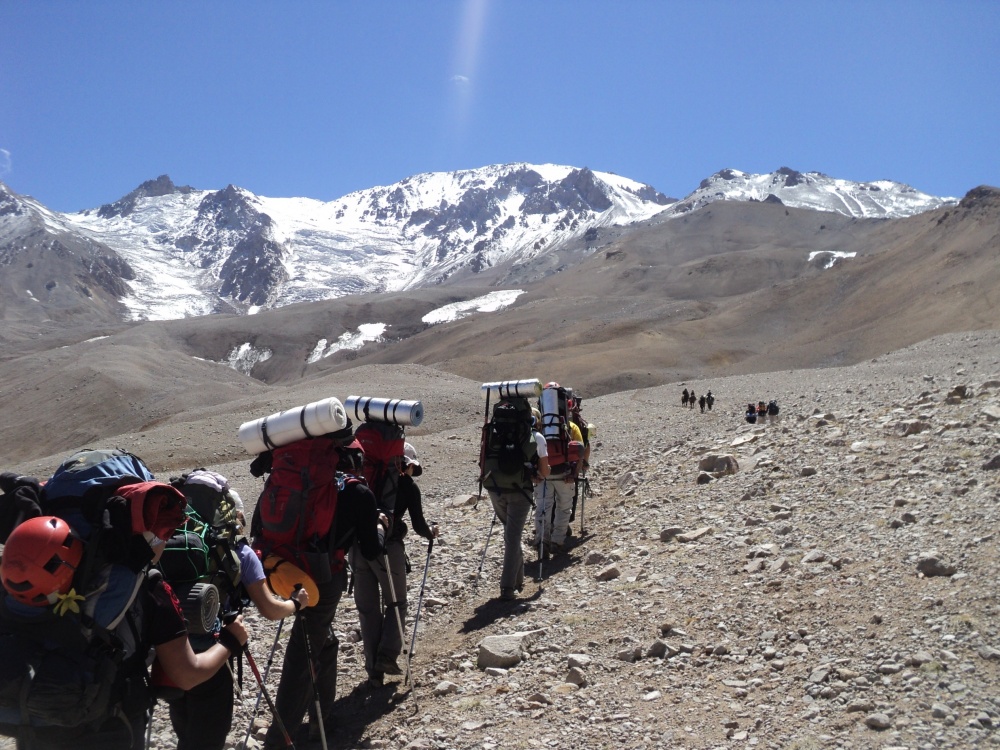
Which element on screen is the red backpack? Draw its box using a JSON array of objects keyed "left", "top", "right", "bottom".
[
  {"left": 250, "top": 437, "right": 342, "bottom": 580},
  {"left": 353, "top": 422, "right": 404, "bottom": 517}
]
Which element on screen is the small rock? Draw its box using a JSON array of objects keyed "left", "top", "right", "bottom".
[
  {"left": 596, "top": 564, "right": 621, "bottom": 581},
  {"left": 864, "top": 713, "right": 892, "bottom": 730}
]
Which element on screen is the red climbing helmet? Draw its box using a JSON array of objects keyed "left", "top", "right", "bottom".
[{"left": 1, "top": 516, "right": 84, "bottom": 606}]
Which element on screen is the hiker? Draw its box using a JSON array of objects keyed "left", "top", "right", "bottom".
[
  {"left": 757, "top": 401, "right": 768, "bottom": 422},
  {"left": 745, "top": 404, "right": 757, "bottom": 424},
  {"left": 767, "top": 400, "right": 780, "bottom": 420},
  {"left": 482, "top": 398, "right": 549, "bottom": 601},
  {"left": 681, "top": 388, "right": 689, "bottom": 407},
  {"left": 2, "top": 520, "right": 250, "bottom": 750},
  {"left": 0, "top": 450, "right": 250, "bottom": 750},
  {"left": 533, "top": 402, "right": 587, "bottom": 556},
  {"left": 162, "top": 470, "right": 310, "bottom": 750},
  {"left": 350, "top": 441, "right": 438, "bottom": 687},
  {"left": 256, "top": 433, "right": 385, "bottom": 750},
  {"left": 706, "top": 391, "right": 715, "bottom": 411},
  {"left": 699, "top": 394, "right": 707, "bottom": 413}
]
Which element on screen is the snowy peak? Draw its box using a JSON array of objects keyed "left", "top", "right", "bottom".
[
  {"left": 675, "top": 167, "right": 957, "bottom": 219},
  {"left": 96, "top": 174, "right": 195, "bottom": 219}
]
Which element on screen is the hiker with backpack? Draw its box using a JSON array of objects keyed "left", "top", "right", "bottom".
[
  {"left": 251, "top": 428, "right": 386, "bottom": 750},
  {"left": 350, "top": 441, "right": 438, "bottom": 687},
  {"left": 746, "top": 403, "right": 758, "bottom": 424},
  {"left": 0, "top": 450, "right": 251, "bottom": 750},
  {"left": 531, "top": 384, "right": 587, "bottom": 559},
  {"left": 479, "top": 381, "right": 550, "bottom": 601},
  {"left": 158, "top": 469, "right": 310, "bottom": 750},
  {"left": 706, "top": 390, "right": 715, "bottom": 411}
]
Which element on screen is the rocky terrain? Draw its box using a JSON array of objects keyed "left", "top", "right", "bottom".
[{"left": 62, "top": 329, "right": 993, "bottom": 750}]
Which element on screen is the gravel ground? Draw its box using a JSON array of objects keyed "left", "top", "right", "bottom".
[{"left": 5, "top": 330, "right": 1000, "bottom": 750}]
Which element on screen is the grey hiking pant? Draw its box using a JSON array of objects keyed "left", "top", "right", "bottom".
[
  {"left": 263, "top": 567, "right": 347, "bottom": 750},
  {"left": 488, "top": 488, "right": 532, "bottom": 590},
  {"left": 534, "top": 474, "right": 575, "bottom": 546},
  {"left": 349, "top": 540, "right": 408, "bottom": 678}
]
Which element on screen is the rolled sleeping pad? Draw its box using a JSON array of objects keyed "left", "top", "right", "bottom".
[
  {"left": 344, "top": 396, "right": 423, "bottom": 426},
  {"left": 238, "top": 397, "right": 348, "bottom": 455},
  {"left": 263, "top": 555, "right": 320, "bottom": 607},
  {"left": 539, "top": 387, "right": 563, "bottom": 438},
  {"left": 480, "top": 379, "right": 541, "bottom": 399}
]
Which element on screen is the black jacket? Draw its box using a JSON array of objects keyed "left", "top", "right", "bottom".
[
  {"left": 331, "top": 474, "right": 383, "bottom": 560},
  {"left": 387, "top": 473, "right": 433, "bottom": 543}
]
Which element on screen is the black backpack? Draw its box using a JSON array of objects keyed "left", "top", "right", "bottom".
[
  {"left": 480, "top": 398, "right": 537, "bottom": 492},
  {"left": 767, "top": 400, "right": 779, "bottom": 416}
]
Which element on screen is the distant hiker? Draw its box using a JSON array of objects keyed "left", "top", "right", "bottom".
[
  {"left": 480, "top": 394, "right": 549, "bottom": 601},
  {"left": 568, "top": 397, "right": 593, "bottom": 530},
  {"left": 0, "top": 450, "right": 249, "bottom": 750},
  {"left": 532, "top": 384, "right": 587, "bottom": 560},
  {"left": 746, "top": 404, "right": 757, "bottom": 424},
  {"left": 350, "top": 442, "right": 438, "bottom": 688},
  {"left": 767, "top": 400, "right": 780, "bottom": 419},
  {"left": 699, "top": 394, "right": 707, "bottom": 412},
  {"left": 706, "top": 391, "right": 715, "bottom": 411},
  {"left": 757, "top": 401, "right": 767, "bottom": 421},
  {"left": 689, "top": 392, "right": 696, "bottom": 408},
  {"left": 250, "top": 424, "right": 385, "bottom": 750},
  {"left": 681, "top": 388, "right": 690, "bottom": 407},
  {"left": 159, "top": 469, "right": 310, "bottom": 750}
]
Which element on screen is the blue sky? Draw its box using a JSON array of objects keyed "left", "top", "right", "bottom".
[{"left": 1, "top": 1, "right": 997, "bottom": 213}]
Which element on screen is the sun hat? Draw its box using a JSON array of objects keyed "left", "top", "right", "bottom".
[{"left": 403, "top": 442, "right": 422, "bottom": 476}]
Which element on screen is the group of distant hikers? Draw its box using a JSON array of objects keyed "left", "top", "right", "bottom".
[
  {"left": 0, "top": 381, "right": 594, "bottom": 750},
  {"left": 746, "top": 399, "right": 780, "bottom": 424},
  {"left": 680, "top": 389, "right": 780, "bottom": 424},
  {"left": 681, "top": 388, "right": 714, "bottom": 413}
]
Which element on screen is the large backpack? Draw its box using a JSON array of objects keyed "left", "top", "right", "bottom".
[
  {"left": 353, "top": 421, "right": 405, "bottom": 516},
  {"left": 767, "top": 400, "right": 780, "bottom": 416},
  {"left": 480, "top": 397, "right": 538, "bottom": 493},
  {"left": 0, "top": 449, "right": 184, "bottom": 737},
  {"left": 251, "top": 437, "right": 342, "bottom": 583},
  {"left": 158, "top": 471, "right": 244, "bottom": 635},
  {"left": 539, "top": 385, "right": 583, "bottom": 472}
]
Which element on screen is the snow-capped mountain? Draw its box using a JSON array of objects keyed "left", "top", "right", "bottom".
[
  {"left": 0, "top": 164, "right": 958, "bottom": 324},
  {"left": 61, "top": 164, "right": 673, "bottom": 320},
  {"left": 668, "top": 167, "right": 957, "bottom": 218}
]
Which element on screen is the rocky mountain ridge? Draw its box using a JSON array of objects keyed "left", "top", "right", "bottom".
[{"left": 0, "top": 165, "right": 957, "bottom": 324}]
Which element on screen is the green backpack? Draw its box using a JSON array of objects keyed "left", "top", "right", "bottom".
[
  {"left": 480, "top": 397, "right": 538, "bottom": 492},
  {"left": 158, "top": 472, "right": 244, "bottom": 635}
]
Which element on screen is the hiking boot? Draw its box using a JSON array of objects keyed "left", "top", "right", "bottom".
[
  {"left": 374, "top": 652, "right": 402, "bottom": 676},
  {"left": 500, "top": 587, "right": 517, "bottom": 601},
  {"left": 367, "top": 672, "right": 384, "bottom": 689},
  {"left": 548, "top": 542, "right": 564, "bottom": 556}
]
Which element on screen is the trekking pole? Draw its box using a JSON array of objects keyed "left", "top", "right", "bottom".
[
  {"left": 581, "top": 477, "right": 589, "bottom": 535},
  {"left": 242, "top": 619, "right": 285, "bottom": 750},
  {"left": 475, "top": 391, "right": 491, "bottom": 510},
  {"left": 473, "top": 510, "right": 497, "bottom": 591},
  {"left": 145, "top": 703, "right": 154, "bottom": 750},
  {"left": 298, "top": 606, "right": 329, "bottom": 750},
  {"left": 405, "top": 535, "right": 434, "bottom": 688},
  {"left": 381, "top": 552, "right": 410, "bottom": 687},
  {"left": 243, "top": 643, "right": 296, "bottom": 749},
  {"left": 537, "top": 480, "right": 547, "bottom": 582}
]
